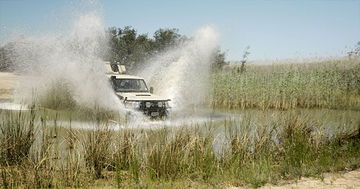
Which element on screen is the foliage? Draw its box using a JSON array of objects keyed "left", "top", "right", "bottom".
[
  {"left": 0, "top": 107, "right": 35, "bottom": 166},
  {"left": 239, "top": 46, "right": 250, "bottom": 73},
  {"left": 212, "top": 59, "right": 360, "bottom": 110},
  {"left": 212, "top": 49, "right": 227, "bottom": 70},
  {"left": 107, "top": 26, "right": 226, "bottom": 72},
  {"left": 0, "top": 26, "right": 227, "bottom": 73},
  {"left": 0, "top": 109, "right": 359, "bottom": 188},
  {"left": 347, "top": 41, "right": 360, "bottom": 58},
  {"left": 0, "top": 44, "right": 14, "bottom": 72}
]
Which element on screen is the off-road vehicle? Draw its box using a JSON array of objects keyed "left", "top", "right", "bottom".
[{"left": 105, "top": 62, "right": 171, "bottom": 118}]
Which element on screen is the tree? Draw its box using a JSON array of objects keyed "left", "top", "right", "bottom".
[
  {"left": 239, "top": 46, "right": 250, "bottom": 73},
  {"left": 106, "top": 26, "right": 227, "bottom": 73},
  {"left": 347, "top": 41, "right": 360, "bottom": 59},
  {"left": 153, "top": 28, "right": 181, "bottom": 52},
  {"left": 212, "top": 49, "right": 227, "bottom": 70},
  {"left": 107, "top": 26, "right": 154, "bottom": 72}
]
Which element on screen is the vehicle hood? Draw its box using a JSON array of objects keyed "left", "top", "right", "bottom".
[{"left": 116, "top": 92, "right": 170, "bottom": 101}]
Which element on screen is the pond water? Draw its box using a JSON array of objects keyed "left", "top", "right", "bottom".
[{"left": 0, "top": 102, "right": 359, "bottom": 136}]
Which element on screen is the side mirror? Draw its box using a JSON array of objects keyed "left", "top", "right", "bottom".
[{"left": 150, "top": 87, "right": 154, "bottom": 94}]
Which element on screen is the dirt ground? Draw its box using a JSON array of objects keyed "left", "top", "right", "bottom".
[
  {"left": 264, "top": 169, "right": 360, "bottom": 189},
  {"left": 0, "top": 72, "right": 19, "bottom": 101},
  {"left": 228, "top": 169, "right": 360, "bottom": 189}
]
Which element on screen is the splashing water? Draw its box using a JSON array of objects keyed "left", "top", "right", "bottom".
[
  {"left": 139, "top": 26, "right": 219, "bottom": 111},
  {"left": 9, "top": 11, "right": 122, "bottom": 111},
  {"left": 3, "top": 0, "right": 220, "bottom": 127}
]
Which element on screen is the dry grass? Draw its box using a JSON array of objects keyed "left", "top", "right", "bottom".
[
  {"left": 212, "top": 59, "right": 360, "bottom": 110},
  {"left": 0, "top": 108, "right": 359, "bottom": 188}
]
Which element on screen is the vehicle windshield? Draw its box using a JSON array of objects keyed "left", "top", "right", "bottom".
[{"left": 112, "top": 78, "right": 149, "bottom": 92}]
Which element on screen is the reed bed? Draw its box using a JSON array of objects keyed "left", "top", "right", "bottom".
[
  {"left": 211, "top": 59, "right": 360, "bottom": 110},
  {"left": 0, "top": 108, "right": 359, "bottom": 188}
]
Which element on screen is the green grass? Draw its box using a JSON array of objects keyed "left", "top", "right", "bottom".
[
  {"left": 0, "top": 108, "right": 359, "bottom": 188},
  {"left": 211, "top": 58, "right": 360, "bottom": 110}
]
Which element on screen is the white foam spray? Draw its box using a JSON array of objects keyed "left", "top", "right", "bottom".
[
  {"left": 139, "top": 26, "right": 219, "bottom": 111},
  {"left": 9, "top": 11, "right": 122, "bottom": 111},
  {"left": 3, "top": 0, "right": 221, "bottom": 127}
]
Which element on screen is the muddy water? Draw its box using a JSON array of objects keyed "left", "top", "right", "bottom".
[
  {"left": 1, "top": 102, "right": 359, "bottom": 136},
  {"left": 0, "top": 102, "right": 29, "bottom": 110},
  {"left": 49, "top": 108, "right": 240, "bottom": 130},
  {"left": 0, "top": 102, "right": 237, "bottom": 133},
  {"left": 1, "top": 102, "right": 359, "bottom": 159}
]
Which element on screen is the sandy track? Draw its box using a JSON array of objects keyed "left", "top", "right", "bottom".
[
  {"left": 0, "top": 72, "right": 19, "bottom": 100},
  {"left": 230, "top": 169, "right": 360, "bottom": 189},
  {"left": 263, "top": 169, "right": 360, "bottom": 189}
]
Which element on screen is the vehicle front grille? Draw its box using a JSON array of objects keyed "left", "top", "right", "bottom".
[
  {"left": 140, "top": 101, "right": 165, "bottom": 109},
  {"left": 138, "top": 101, "right": 167, "bottom": 117}
]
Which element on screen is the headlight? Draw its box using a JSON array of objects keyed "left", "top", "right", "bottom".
[
  {"left": 145, "top": 102, "right": 151, "bottom": 108},
  {"left": 157, "top": 102, "right": 163, "bottom": 107}
]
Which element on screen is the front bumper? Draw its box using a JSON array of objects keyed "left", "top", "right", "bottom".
[{"left": 124, "top": 100, "right": 170, "bottom": 117}]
